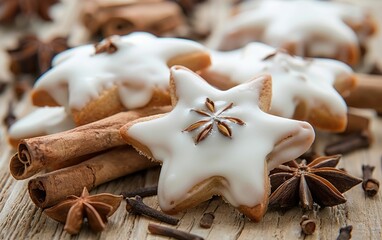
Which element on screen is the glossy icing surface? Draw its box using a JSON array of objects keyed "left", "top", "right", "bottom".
[
  {"left": 218, "top": 0, "right": 369, "bottom": 54},
  {"left": 206, "top": 43, "right": 352, "bottom": 119},
  {"left": 33, "top": 32, "right": 208, "bottom": 110},
  {"left": 126, "top": 67, "right": 314, "bottom": 210},
  {"left": 9, "top": 107, "right": 75, "bottom": 139}
]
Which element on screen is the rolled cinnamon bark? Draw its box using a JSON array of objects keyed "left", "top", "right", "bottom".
[
  {"left": 10, "top": 106, "right": 170, "bottom": 180},
  {"left": 344, "top": 112, "right": 370, "bottom": 134},
  {"left": 28, "top": 146, "right": 158, "bottom": 209},
  {"left": 345, "top": 74, "right": 382, "bottom": 112}
]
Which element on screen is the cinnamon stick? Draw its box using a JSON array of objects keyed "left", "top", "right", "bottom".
[
  {"left": 324, "top": 130, "right": 372, "bottom": 155},
  {"left": 345, "top": 74, "right": 382, "bottom": 112},
  {"left": 10, "top": 106, "right": 170, "bottom": 180},
  {"left": 28, "top": 146, "right": 158, "bottom": 209},
  {"left": 343, "top": 112, "right": 370, "bottom": 134}
]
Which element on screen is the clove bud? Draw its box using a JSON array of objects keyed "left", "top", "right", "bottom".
[
  {"left": 336, "top": 225, "right": 353, "bottom": 240},
  {"left": 200, "top": 212, "right": 215, "bottom": 228},
  {"left": 125, "top": 196, "right": 179, "bottom": 225},
  {"left": 362, "top": 165, "right": 380, "bottom": 197},
  {"left": 121, "top": 185, "right": 157, "bottom": 198},
  {"left": 148, "top": 223, "right": 204, "bottom": 240},
  {"left": 300, "top": 215, "right": 316, "bottom": 235}
]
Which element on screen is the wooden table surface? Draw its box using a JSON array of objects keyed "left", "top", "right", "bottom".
[{"left": 0, "top": 0, "right": 382, "bottom": 239}]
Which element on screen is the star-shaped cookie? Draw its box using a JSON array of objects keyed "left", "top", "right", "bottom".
[
  {"left": 31, "top": 32, "right": 211, "bottom": 125},
  {"left": 215, "top": 0, "right": 376, "bottom": 66},
  {"left": 200, "top": 43, "right": 357, "bottom": 132},
  {"left": 120, "top": 66, "right": 314, "bottom": 221}
]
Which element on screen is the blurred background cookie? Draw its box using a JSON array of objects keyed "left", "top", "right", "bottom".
[{"left": 212, "top": 0, "right": 376, "bottom": 67}]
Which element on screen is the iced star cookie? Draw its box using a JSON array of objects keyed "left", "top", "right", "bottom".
[
  {"left": 216, "top": 0, "right": 376, "bottom": 66},
  {"left": 31, "top": 32, "right": 211, "bottom": 125},
  {"left": 200, "top": 43, "right": 357, "bottom": 132},
  {"left": 8, "top": 107, "right": 75, "bottom": 147},
  {"left": 120, "top": 66, "right": 314, "bottom": 221}
]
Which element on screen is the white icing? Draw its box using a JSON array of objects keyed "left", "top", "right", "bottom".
[
  {"left": 126, "top": 67, "right": 314, "bottom": 210},
  {"left": 33, "top": 32, "right": 208, "bottom": 110},
  {"left": 217, "top": 0, "right": 368, "bottom": 55},
  {"left": 8, "top": 107, "right": 75, "bottom": 140},
  {"left": 206, "top": 42, "right": 352, "bottom": 120}
]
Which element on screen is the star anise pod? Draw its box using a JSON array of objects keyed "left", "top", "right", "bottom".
[
  {"left": 0, "top": 0, "right": 59, "bottom": 23},
  {"left": 183, "top": 97, "right": 245, "bottom": 144},
  {"left": 269, "top": 155, "right": 362, "bottom": 210},
  {"left": 44, "top": 187, "right": 123, "bottom": 235},
  {"left": 94, "top": 37, "right": 118, "bottom": 55},
  {"left": 7, "top": 35, "right": 68, "bottom": 77}
]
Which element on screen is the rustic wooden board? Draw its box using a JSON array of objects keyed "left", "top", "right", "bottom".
[
  {"left": 0, "top": 0, "right": 381, "bottom": 239},
  {"left": 1, "top": 110, "right": 381, "bottom": 240}
]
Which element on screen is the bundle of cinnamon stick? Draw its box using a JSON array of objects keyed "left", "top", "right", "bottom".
[
  {"left": 10, "top": 106, "right": 170, "bottom": 208},
  {"left": 323, "top": 73, "right": 382, "bottom": 155}
]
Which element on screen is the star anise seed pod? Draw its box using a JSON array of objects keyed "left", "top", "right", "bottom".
[
  {"left": 7, "top": 35, "right": 68, "bottom": 77},
  {"left": 269, "top": 155, "right": 362, "bottom": 210},
  {"left": 183, "top": 97, "right": 245, "bottom": 144},
  {"left": 44, "top": 187, "right": 123, "bottom": 235},
  {"left": 94, "top": 37, "right": 118, "bottom": 55},
  {"left": 0, "top": 0, "right": 59, "bottom": 23}
]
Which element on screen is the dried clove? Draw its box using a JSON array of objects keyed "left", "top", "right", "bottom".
[
  {"left": 324, "top": 131, "right": 371, "bottom": 155},
  {"left": 148, "top": 223, "right": 204, "bottom": 240},
  {"left": 121, "top": 186, "right": 157, "bottom": 198},
  {"left": 125, "top": 196, "right": 179, "bottom": 225},
  {"left": 199, "top": 212, "right": 215, "bottom": 228},
  {"left": 3, "top": 102, "right": 16, "bottom": 129},
  {"left": 300, "top": 215, "right": 316, "bottom": 235},
  {"left": 336, "top": 225, "right": 353, "bottom": 240},
  {"left": 362, "top": 165, "right": 380, "bottom": 197}
]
